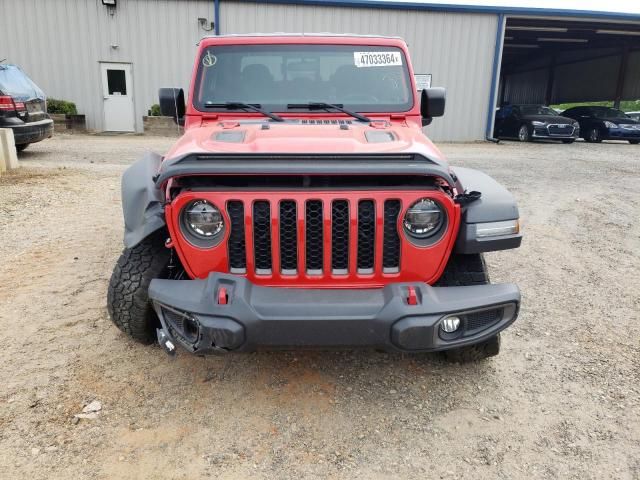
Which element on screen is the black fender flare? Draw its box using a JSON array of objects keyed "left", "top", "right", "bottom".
[
  {"left": 121, "top": 151, "right": 166, "bottom": 248},
  {"left": 451, "top": 167, "right": 521, "bottom": 253}
]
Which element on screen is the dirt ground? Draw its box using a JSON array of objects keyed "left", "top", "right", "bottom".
[{"left": 0, "top": 134, "right": 638, "bottom": 479}]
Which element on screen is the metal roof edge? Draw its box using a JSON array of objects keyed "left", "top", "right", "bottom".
[{"left": 249, "top": 0, "right": 640, "bottom": 22}]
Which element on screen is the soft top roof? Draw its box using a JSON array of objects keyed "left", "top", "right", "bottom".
[{"left": 199, "top": 33, "right": 407, "bottom": 47}]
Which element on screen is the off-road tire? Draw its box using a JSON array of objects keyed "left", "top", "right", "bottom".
[
  {"left": 443, "top": 335, "right": 501, "bottom": 363},
  {"left": 107, "top": 231, "right": 171, "bottom": 344},
  {"left": 435, "top": 253, "right": 490, "bottom": 286},
  {"left": 435, "top": 253, "right": 501, "bottom": 362},
  {"left": 16, "top": 143, "right": 29, "bottom": 152}
]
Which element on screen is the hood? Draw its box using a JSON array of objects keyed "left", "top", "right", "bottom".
[
  {"left": 522, "top": 114, "right": 575, "bottom": 124},
  {"left": 163, "top": 119, "right": 446, "bottom": 166},
  {"left": 599, "top": 117, "right": 639, "bottom": 125}
]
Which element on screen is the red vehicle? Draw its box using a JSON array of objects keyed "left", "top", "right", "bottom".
[{"left": 108, "top": 34, "right": 522, "bottom": 362}]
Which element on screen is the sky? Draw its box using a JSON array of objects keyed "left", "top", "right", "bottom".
[{"left": 368, "top": 0, "right": 640, "bottom": 15}]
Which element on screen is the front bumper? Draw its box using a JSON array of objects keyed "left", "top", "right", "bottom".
[
  {"left": 532, "top": 124, "right": 579, "bottom": 139},
  {"left": 149, "top": 273, "right": 520, "bottom": 354},
  {"left": 604, "top": 127, "right": 640, "bottom": 140},
  {"left": 9, "top": 119, "right": 53, "bottom": 145}
]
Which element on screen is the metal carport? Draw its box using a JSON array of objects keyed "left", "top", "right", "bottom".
[{"left": 499, "top": 17, "right": 640, "bottom": 110}]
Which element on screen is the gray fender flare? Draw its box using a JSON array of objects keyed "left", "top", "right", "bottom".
[
  {"left": 122, "top": 151, "right": 166, "bottom": 248},
  {"left": 451, "top": 167, "right": 522, "bottom": 253}
]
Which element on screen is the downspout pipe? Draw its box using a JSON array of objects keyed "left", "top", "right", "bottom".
[
  {"left": 214, "top": 0, "right": 220, "bottom": 35},
  {"left": 486, "top": 13, "right": 505, "bottom": 143}
]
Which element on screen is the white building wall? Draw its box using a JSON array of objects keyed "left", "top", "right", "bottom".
[
  {"left": 220, "top": 1, "right": 499, "bottom": 141},
  {"left": 1, "top": 0, "right": 498, "bottom": 140},
  {"left": 0, "top": 0, "right": 214, "bottom": 132}
]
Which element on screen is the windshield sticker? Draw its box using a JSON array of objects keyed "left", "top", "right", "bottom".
[
  {"left": 202, "top": 51, "right": 217, "bottom": 68},
  {"left": 354, "top": 51, "right": 402, "bottom": 68}
]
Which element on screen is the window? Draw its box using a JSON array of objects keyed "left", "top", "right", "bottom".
[
  {"left": 194, "top": 44, "right": 413, "bottom": 113},
  {"left": 107, "top": 69, "right": 127, "bottom": 95},
  {"left": 519, "top": 105, "right": 557, "bottom": 116},
  {"left": 0, "top": 65, "right": 45, "bottom": 99}
]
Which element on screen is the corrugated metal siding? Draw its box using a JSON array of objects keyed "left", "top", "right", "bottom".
[
  {"left": 220, "top": 1, "right": 498, "bottom": 141},
  {"left": 502, "top": 68, "right": 548, "bottom": 105},
  {"left": 622, "top": 51, "right": 640, "bottom": 100},
  {"left": 501, "top": 49, "right": 640, "bottom": 105},
  {"left": 0, "top": 0, "right": 213, "bottom": 132},
  {"left": 553, "top": 55, "right": 621, "bottom": 103}
]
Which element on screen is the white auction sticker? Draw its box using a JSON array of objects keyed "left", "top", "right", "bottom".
[{"left": 354, "top": 51, "right": 403, "bottom": 68}]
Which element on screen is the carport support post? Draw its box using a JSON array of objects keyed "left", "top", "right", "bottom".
[
  {"left": 214, "top": 0, "right": 220, "bottom": 35},
  {"left": 485, "top": 13, "right": 506, "bottom": 140},
  {"left": 613, "top": 46, "right": 630, "bottom": 110}
]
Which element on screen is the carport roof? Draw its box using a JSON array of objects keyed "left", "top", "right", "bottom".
[{"left": 255, "top": 0, "right": 640, "bottom": 20}]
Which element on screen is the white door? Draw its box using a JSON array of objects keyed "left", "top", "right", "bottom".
[{"left": 100, "top": 63, "right": 135, "bottom": 132}]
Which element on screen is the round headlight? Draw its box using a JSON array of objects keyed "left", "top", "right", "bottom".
[
  {"left": 403, "top": 198, "right": 443, "bottom": 238},
  {"left": 183, "top": 200, "right": 224, "bottom": 238}
]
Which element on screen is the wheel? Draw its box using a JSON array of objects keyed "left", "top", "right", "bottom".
[
  {"left": 15, "top": 143, "right": 29, "bottom": 152},
  {"left": 629, "top": 140, "right": 640, "bottom": 145},
  {"left": 435, "top": 253, "right": 490, "bottom": 287},
  {"left": 517, "top": 124, "right": 531, "bottom": 142},
  {"left": 586, "top": 128, "right": 602, "bottom": 143},
  {"left": 435, "top": 254, "right": 501, "bottom": 362},
  {"left": 562, "top": 139, "right": 575, "bottom": 144},
  {"left": 443, "top": 335, "right": 501, "bottom": 363},
  {"left": 107, "top": 230, "right": 175, "bottom": 344}
]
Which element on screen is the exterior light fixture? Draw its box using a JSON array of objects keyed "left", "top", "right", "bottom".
[
  {"left": 102, "top": 0, "right": 116, "bottom": 6},
  {"left": 596, "top": 29, "right": 640, "bottom": 36},
  {"left": 504, "top": 44, "right": 540, "bottom": 49},
  {"left": 198, "top": 17, "right": 214, "bottom": 31},
  {"left": 537, "top": 38, "right": 589, "bottom": 43},
  {"left": 506, "top": 26, "right": 567, "bottom": 33}
]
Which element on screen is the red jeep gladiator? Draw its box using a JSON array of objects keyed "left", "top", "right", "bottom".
[{"left": 108, "top": 34, "right": 522, "bottom": 362}]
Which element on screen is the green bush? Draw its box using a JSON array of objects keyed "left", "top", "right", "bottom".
[
  {"left": 149, "top": 104, "right": 162, "bottom": 116},
  {"left": 47, "top": 98, "right": 77, "bottom": 115}
]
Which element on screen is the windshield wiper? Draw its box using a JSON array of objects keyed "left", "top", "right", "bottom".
[
  {"left": 287, "top": 102, "right": 371, "bottom": 122},
  {"left": 203, "top": 102, "right": 284, "bottom": 122}
]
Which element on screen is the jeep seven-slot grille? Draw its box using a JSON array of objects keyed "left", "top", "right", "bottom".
[
  {"left": 382, "top": 200, "right": 402, "bottom": 272},
  {"left": 226, "top": 198, "right": 402, "bottom": 276},
  {"left": 331, "top": 200, "right": 350, "bottom": 273},
  {"left": 305, "top": 200, "right": 324, "bottom": 273},
  {"left": 357, "top": 200, "right": 376, "bottom": 272},
  {"left": 227, "top": 201, "right": 247, "bottom": 272},
  {"left": 253, "top": 201, "right": 272, "bottom": 272},
  {"left": 279, "top": 201, "right": 298, "bottom": 273}
]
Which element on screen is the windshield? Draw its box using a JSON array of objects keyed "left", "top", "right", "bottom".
[
  {"left": 591, "top": 107, "right": 629, "bottom": 119},
  {"left": 0, "top": 65, "right": 45, "bottom": 101},
  {"left": 193, "top": 44, "right": 413, "bottom": 113},
  {"left": 519, "top": 105, "right": 557, "bottom": 116}
]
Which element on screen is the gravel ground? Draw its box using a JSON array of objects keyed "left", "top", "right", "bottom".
[{"left": 0, "top": 134, "right": 638, "bottom": 479}]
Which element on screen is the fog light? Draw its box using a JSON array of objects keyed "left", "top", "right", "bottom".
[{"left": 441, "top": 316, "right": 461, "bottom": 333}]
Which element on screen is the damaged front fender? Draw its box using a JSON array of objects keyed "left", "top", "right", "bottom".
[
  {"left": 122, "top": 152, "right": 166, "bottom": 248},
  {"left": 452, "top": 167, "right": 522, "bottom": 254}
]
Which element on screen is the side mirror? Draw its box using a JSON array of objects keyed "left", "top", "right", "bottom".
[
  {"left": 420, "top": 87, "right": 446, "bottom": 127},
  {"left": 159, "top": 88, "right": 185, "bottom": 125}
]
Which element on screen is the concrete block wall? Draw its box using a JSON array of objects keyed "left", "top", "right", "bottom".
[{"left": 142, "top": 116, "right": 184, "bottom": 137}]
